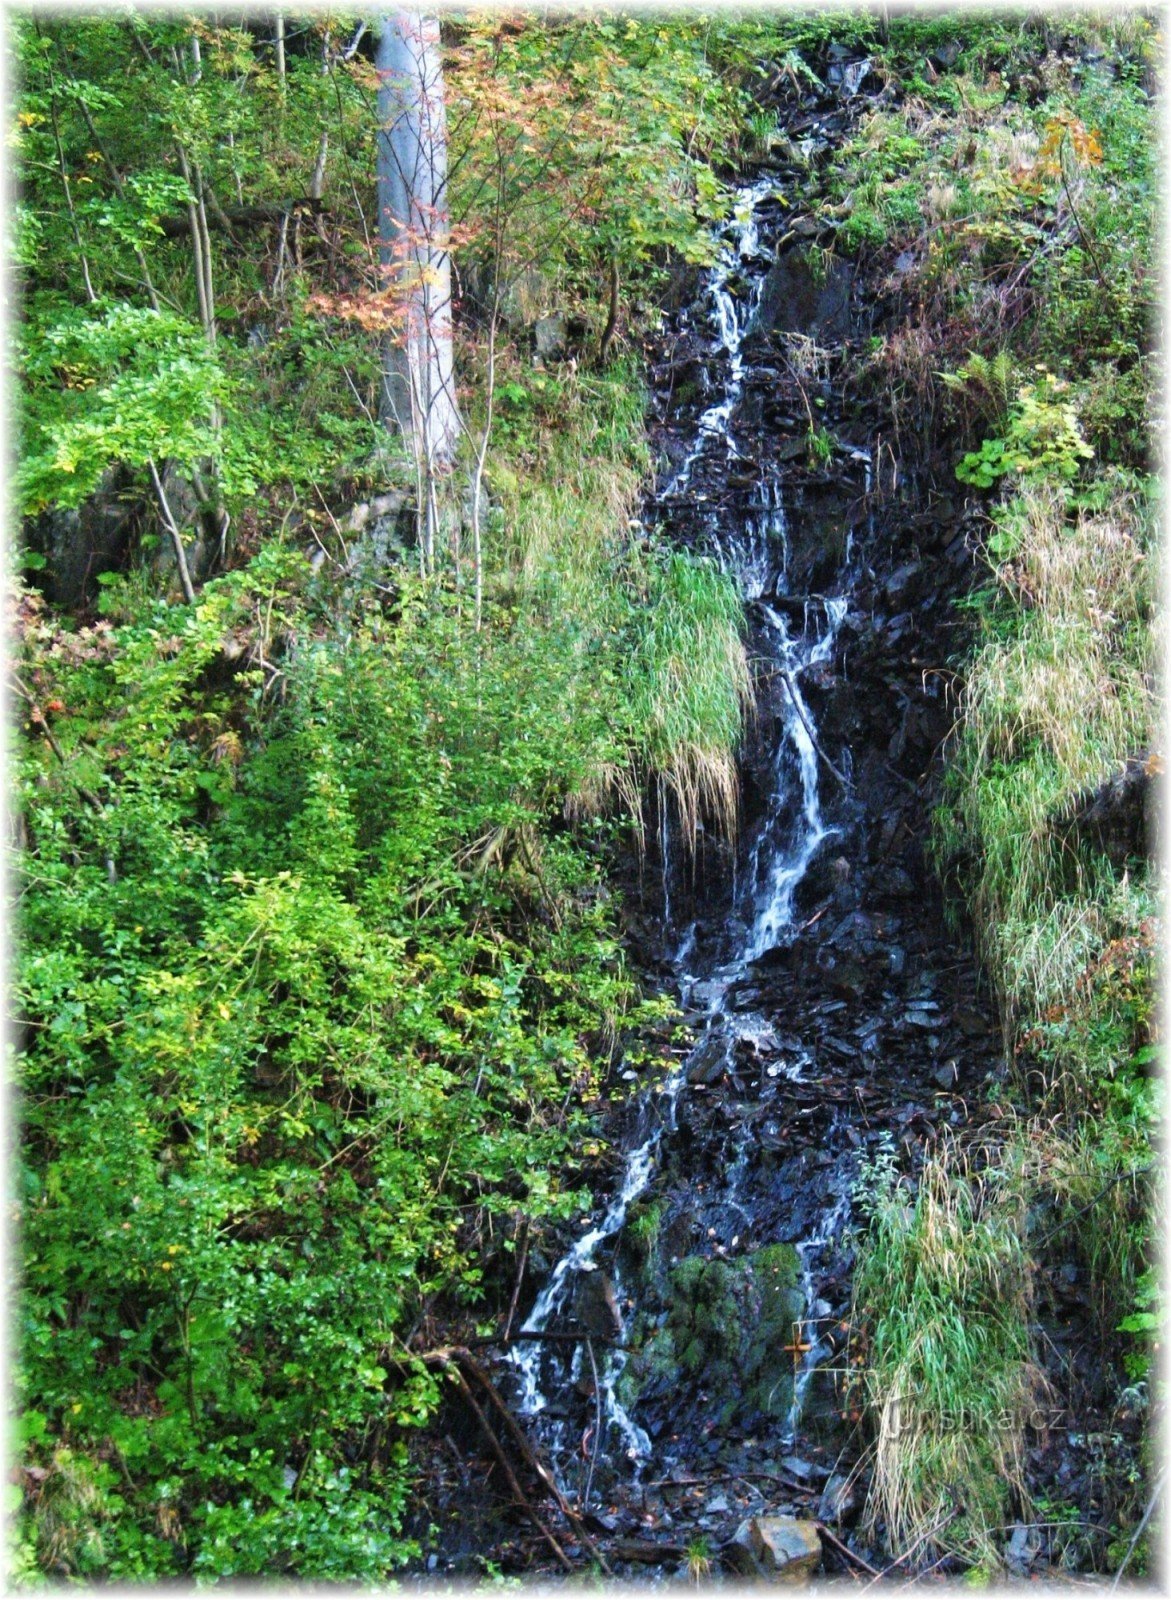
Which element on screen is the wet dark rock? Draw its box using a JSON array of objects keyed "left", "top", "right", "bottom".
[
  {"left": 1059, "top": 751, "right": 1158, "bottom": 865},
  {"left": 688, "top": 1035, "right": 732, "bottom": 1086},
  {"left": 1006, "top": 1521, "right": 1042, "bottom": 1574},
  {"left": 817, "top": 1472, "right": 861, "bottom": 1526},
  {"left": 574, "top": 1269, "right": 623, "bottom": 1339},
  {"left": 823, "top": 956, "right": 868, "bottom": 1002},
  {"left": 33, "top": 466, "right": 138, "bottom": 607},
  {"left": 933, "top": 1059, "right": 960, "bottom": 1091},
  {"left": 748, "top": 245, "right": 853, "bottom": 345},
  {"left": 882, "top": 559, "right": 922, "bottom": 599},
  {"left": 617, "top": 1246, "right": 804, "bottom": 1432}
]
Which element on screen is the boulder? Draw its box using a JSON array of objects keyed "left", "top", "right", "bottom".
[
  {"left": 726, "top": 1515, "right": 822, "bottom": 1582},
  {"left": 687, "top": 1034, "right": 732, "bottom": 1085},
  {"left": 748, "top": 245, "right": 852, "bottom": 345},
  {"left": 33, "top": 466, "right": 137, "bottom": 607},
  {"left": 1059, "top": 751, "right": 1159, "bottom": 865},
  {"left": 533, "top": 311, "right": 589, "bottom": 362}
]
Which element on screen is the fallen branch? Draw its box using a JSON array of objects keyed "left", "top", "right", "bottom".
[
  {"left": 816, "top": 1520, "right": 881, "bottom": 1577},
  {"left": 430, "top": 1354, "right": 573, "bottom": 1572},
  {"left": 778, "top": 666, "right": 853, "bottom": 790},
  {"left": 456, "top": 1348, "right": 613, "bottom": 1575},
  {"left": 409, "top": 1345, "right": 612, "bottom": 1575},
  {"left": 863, "top": 1504, "right": 960, "bottom": 1587},
  {"left": 466, "top": 1329, "right": 633, "bottom": 1352},
  {"left": 157, "top": 197, "right": 323, "bottom": 237},
  {"left": 501, "top": 1217, "right": 529, "bottom": 1343},
  {"left": 147, "top": 458, "right": 197, "bottom": 605}
]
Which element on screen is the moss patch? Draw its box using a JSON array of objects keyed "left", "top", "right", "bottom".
[{"left": 618, "top": 1244, "right": 804, "bottom": 1427}]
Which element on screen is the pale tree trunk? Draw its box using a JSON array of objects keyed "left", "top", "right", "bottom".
[{"left": 376, "top": 11, "right": 459, "bottom": 571}]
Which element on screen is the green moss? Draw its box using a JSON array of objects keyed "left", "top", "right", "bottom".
[
  {"left": 624, "top": 1247, "right": 805, "bottom": 1421},
  {"left": 626, "top": 1198, "right": 664, "bottom": 1259}
]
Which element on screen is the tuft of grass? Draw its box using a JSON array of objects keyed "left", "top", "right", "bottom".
[
  {"left": 685, "top": 1533, "right": 713, "bottom": 1583},
  {"left": 934, "top": 475, "right": 1156, "bottom": 1017},
  {"left": 480, "top": 353, "right": 752, "bottom": 850},
  {"left": 24, "top": 1449, "right": 111, "bottom": 1579},
  {"left": 852, "top": 1137, "right": 1045, "bottom": 1571},
  {"left": 619, "top": 547, "right": 752, "bottom": 849}
]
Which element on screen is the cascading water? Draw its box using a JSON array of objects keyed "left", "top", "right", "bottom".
[{"left": 510, "top": 172, "right": 860, "bottom": 1492}]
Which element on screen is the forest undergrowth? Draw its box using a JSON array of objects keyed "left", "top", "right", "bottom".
[{"left": 9, "top": 6, "right": 1162, "bottom": 1584}]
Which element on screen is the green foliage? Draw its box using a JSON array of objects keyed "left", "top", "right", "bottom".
[
  {"left": 823, "top": 15, "right": 1155, "bottom": 477},
  {"left": 805, "top": 424, "right": 834, "bottom": 466},
  {"left": 954, "top": 367, "right": 1093, "bottom": 487},
  {"left": 17, "top": 305, "right": 228, "bottom": 514},
  {"left": 445, "top": 14, "right": 742, "bottom": 301},
  {"left": 15, "top": 551, "right": 645, "bottom": 1575},
  {"left": 1118, "top": 1268, "right": 1159, "bottom": 1378},
  {"left": 15, "top": 333, "right": 749, "bottom": 1577}
]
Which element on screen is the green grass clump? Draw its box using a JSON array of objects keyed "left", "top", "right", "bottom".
[
  {"left": 481, "top": 354, "right": 752, "bottom": 849},
  {"left": 852, "top": 1138, "right": 1042, "bottom": 1569},
  {"left": 935, "top": 475, "right": 1156, "bottom": 1018},
  {"left": 617, "top": 547, "right": 752, "bottom": 846}
]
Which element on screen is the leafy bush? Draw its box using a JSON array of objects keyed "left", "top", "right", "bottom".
[
  {"left": 15, "top": 330, "right": 750, "bottom": 1576},
  {"left": 954, "top": 368, "right": 1094, "bottom": 487}
]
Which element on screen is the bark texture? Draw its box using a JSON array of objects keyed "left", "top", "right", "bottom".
[{"left": 376, "top": 13, "right": 459, "bottom": 472}]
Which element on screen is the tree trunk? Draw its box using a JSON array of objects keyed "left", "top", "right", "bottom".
[{"left": 376, "top": 11, "right": 459, "bottom": 511}]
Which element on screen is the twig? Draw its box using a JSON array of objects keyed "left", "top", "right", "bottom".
[
  {"left": 582, "top": 1337, "right": 602, "bottom": 1513},
  {"left": 1110, "top": 1468, "right": 1165, "bottom": 1590},
  {"left": 147, "top": 459, "right": 197, "bottom": 604},
  {"left": 443, "top": 1360, "right": 573, "bottom": 1572},
  {"left": 862, "top": 1504, "right": 959, "bottom": 1587},
  {"left": 467, "top": 1329, "right": 634, "bottom": 1352},
  {"left": 816, "top": 1521, "right": 881, "bottom": 1577},
  {"left": 778, "top": 666, "right": 852, "bottom": 790},
  {"left": 1032, "top": 1163, "right": 1153, "bottom": 1253},
  {"left": 501, "top": 1217, "right": 529, "bottom": 1343}
]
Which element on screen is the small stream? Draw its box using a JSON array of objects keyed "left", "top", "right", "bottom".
[
  {"left": 431, "top": 53, "right": 1130, "bottom": 1582},
  {"left": 486, "top": 90, "right": 1008, "bottom": 1542},
  {"left": 510, "top": 173, "right": 864, "bottom": 1487}
]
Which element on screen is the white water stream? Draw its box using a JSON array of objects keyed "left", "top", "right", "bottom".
[{"left": 510, "top": 174, "right": 854, "bottom": 1478}]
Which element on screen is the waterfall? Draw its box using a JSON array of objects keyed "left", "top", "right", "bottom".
[{"left": 510, "top": 171, "right": 855, "bottom": 1488}]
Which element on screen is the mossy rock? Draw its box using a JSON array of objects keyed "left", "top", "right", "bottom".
[
  {"left": 740, "top": 1244, "right": 805, "bottom": 1421},
  {"left": 616, "top": 1244, "right": 805, "bottom": 1426}
]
